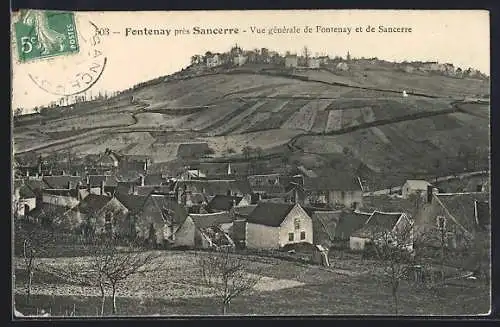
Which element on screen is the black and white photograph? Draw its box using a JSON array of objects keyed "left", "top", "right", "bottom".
[{"left": 11, "top": 9, "right": 491, "bottom": 317}]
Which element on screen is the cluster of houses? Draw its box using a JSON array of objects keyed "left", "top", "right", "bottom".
[
  {"left": 191, "top": 45, "right": 350, "bottom": 71},
  {"left": 397, "top": 61, "right": 487, "bottom": 79},
  {"left": 188, "top": 45, "right": 488, "bottom": 81},
  {"left": 13, "top": 149, "right": 490, "bottom": 260}
]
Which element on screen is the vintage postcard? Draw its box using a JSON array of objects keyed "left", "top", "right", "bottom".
[{"left": 11, "top": 10, "right": 490, "bottom": 317}]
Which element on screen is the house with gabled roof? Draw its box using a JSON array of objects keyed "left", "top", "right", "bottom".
[
  {"left": 13, "top": 179, "right": 37, "bottom": 217},
  {"left": 175, "top": 179, "right": 252, "bottom": 200},
  {"left": 174, "top": 211, "right": 235, "bottom": 249},
  {"left": 402, "top": 179, "right": 432, "bottom": 199},
  {"left": 43, "top": 175, "right": 83, "bottom": 189},
  {"left": 415, "top": 191, "right": 490, "bottom": 249},
  {"left": 234, "top": 202, "right": 313, "bottom": 249},
  {"left": 303, "top": 169, "right": 363, "bottom": 210},
  {"left": 308, "top": 209, "right": 371, "bottom": 248},
  {"left": 349, "top": 211, "right": 413, "bottom": 251},
  {"left": 85, "top": 175, "right": 118, "bottom": 196},
  {"left": 59, "top": 194, "right": 119, "bottom": 234},
  {"left": 207, "top": 194, "right": 252, "bottom": 212},
  {"left": 134, "top": 194, "right": 189, "bottom": 246}
]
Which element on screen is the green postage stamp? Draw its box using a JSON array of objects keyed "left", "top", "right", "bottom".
[{"left": 14, "top": 10, "right": 79, "bottom": 62}]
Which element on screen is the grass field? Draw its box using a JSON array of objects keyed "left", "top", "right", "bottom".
[{"left": 13, "top": 248, "right": 490, "bottom": 317}]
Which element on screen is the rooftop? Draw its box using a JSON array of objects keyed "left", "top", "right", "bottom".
[
  {"left": 246, "top": 202, "right": 297, "bottom": 227},
  {"left": 434, "top": 192, "right": 490, "bottom": 232}
]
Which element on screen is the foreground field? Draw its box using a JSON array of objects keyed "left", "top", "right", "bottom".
[{"left": 13, "top": 250, "right": 490, "bottom": 316}]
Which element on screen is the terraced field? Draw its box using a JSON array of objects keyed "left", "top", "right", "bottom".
[{"left": 13, "top": 69, "right": 489, "bottom": 177}]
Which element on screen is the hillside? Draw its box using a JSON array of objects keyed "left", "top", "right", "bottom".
[{"left": 13, "top": 64, "right": 490, "bottom": 189}]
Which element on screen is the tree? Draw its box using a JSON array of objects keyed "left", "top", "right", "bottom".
[
  {"left": 302, "top": 46, "right": 310, "bottom": 65},
  {"left": 101, "top": 243, "right": 161, "bottom": 314},
  {"left": 197, "top": 248, "right": 261, "bottom": 315},
  {"left": 254, "top": 147, "right": 263, "bottom": 160},
  {"left": 46, "top": 239, "right": 162, "bottom": 315},
  {"left": 281, "top": 148, "right": 292, "bottom": 168},
  {"left": 17, "top": 222, "right": 47, "bottom": 303},
  {"left": 191, "top": 55, "right": 202, "bottom": 65},
  {"left": 369, "top": 226, "right": 414, "bottom": 314},
  {"left": 242, "top": 146, "right": 253, "bottom": 161},
  {"left": 14, "top": 108, "right": 23, "bottom": 122}
]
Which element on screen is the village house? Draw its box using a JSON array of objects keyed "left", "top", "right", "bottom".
[
  {"left": 85, "top": 175, "right": 116, "bottom": 196},
  {"left": 415, "top": 189, "right": 490, "bottom": 250},
  {"left": 42, "top": 185, "right": 88, "bottom": 208},
  {"left": 179, "top": 168, "right": 207, "bottom": 180},
  {"left": 317, "top": 56, "right": 330, "bottom": 65},
  {"left": 143, "top": 173, "right": 167, "bottom": 186},
  {"left": 349, "top": 211, "right": 413, "bottom": 251},
  {"left": 233, "top": 54, "right": 248, "bottom": 66},
  {"left": 134, "top": 185, "right": 173, "bottom": 197},
  {"left": 175, "top": 179, "right": 252, "bottom": 200},
  {"left": 233, "top": 204, "right": 257, "bottom": 219},
  {"left": 174, "top": 211, "right": 235, "bottom": 249},
  {"left": 13, "top": 180, "right": 37, "bottom": 217},
  {"left": 336, "top": 62, "right": 349, "bottom": 71},
  {"left": 285, "top": 55, "right": 298, "bottom": 68},
  {"left": 307, "top": 58, "right": 321, "bottom": 69},
  {"left": 233, "top": 202, "right": 313, "bottom": 249},
  {"left": 303, "top": 170, "right": 363, "bottom": 210},
  {"left": 182, "top": 162, "right": 245, "bottom": 179},
  {"left": 207, "top": 194, "right": 252, "bottom": 212},
  {"left": 114, "top": 193, "right": 148, "bottom": 237},
  {"left": 309, "top": 209, "right": 371, "bottom": 249},
  {"left": 133, "top": 194, "right": 189, "bottom": 246},
  {"left": 247, "top": 173, "right": 299, "bottom": 199},
  {"left": 401, "top": 179, "right": 433, "bottom": 199},
  {"left": 43, "top": 175, "right": 83, "bottom": 190},
  {"left": 23, "top": 178, "right": 49, "bottom": 208},
  {"left": 61, "top": 194, "right": 124, "bottom": 235},
  {"left": 206, "top": 54, "right": 222, "bottom": 68}
]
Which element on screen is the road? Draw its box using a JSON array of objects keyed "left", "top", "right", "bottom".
[{"left": 363, "top": 170, "right": 489, "bottom": 196}]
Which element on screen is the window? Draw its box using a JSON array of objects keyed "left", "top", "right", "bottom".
[
  {"left": 288, "top": 233, "right": 294, "bottom": 241},
  {"left": 300, "top": 231, "right": 306, "bottom": 240},
  {"left": 294, "top": 218, "right": 300, "bottom": 230}
]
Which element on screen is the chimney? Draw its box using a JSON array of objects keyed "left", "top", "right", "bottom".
[
  {"left": 26, "top": 170, "right": 29, "bottom": 178},
  {"left": 294, "top": 185, "right": 300, "bottom": 204},
  {"left": 140, "top": 175, "right": 145, "bottom": 187},
  {"left": 101, "top": 180, "right": 105, "bottom": 195},
  {"left": 426, "top": 185, "right": 433, "bottom": 203},
  {"left": 68, "top": 181, "right": 73, "bottom": 189},
  {"left": 185, "top": 191, "right": 193, "bottom": 207}
]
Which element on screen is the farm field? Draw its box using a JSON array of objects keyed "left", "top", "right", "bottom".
[{"left": 13, "top": 250, "right": 489, "bottom": 316}]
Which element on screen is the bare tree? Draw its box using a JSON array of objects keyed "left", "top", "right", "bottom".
[
  {"left": 45, "top": 239, "right": 162, "bottom": 315},
  {"left": 302, "top": 46, "right": 310, "bottom": 64},
  {"left": 369, "top": 227, "right": 414, "bottom": 314},
  {"left": 98, "top": 241, "right": 161, "bottom": 314},
  {"left": 197, "top": 248, "right": 261, "bottom": 315},
  {"left": 242, "top": 146, "right": 253, "bottom": 161},
  {"left": 17, "top": 224, "right": 46, "bottom": 303},
  {"left": 45, "top": 246, "right": 109, "bottom": 315}
]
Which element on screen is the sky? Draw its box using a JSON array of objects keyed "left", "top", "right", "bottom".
[{"left": 11, "top": 10, "right": 490, "bottom": 112}]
